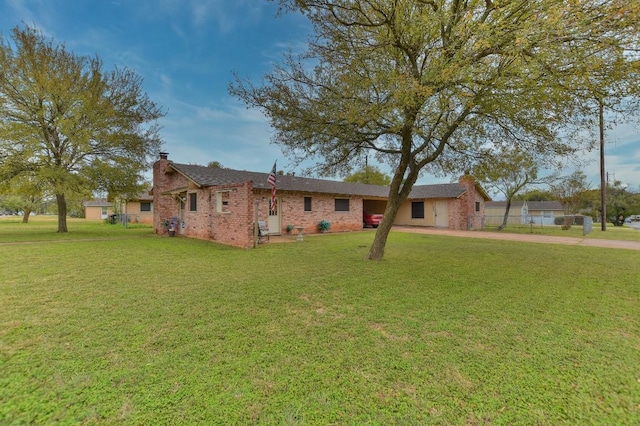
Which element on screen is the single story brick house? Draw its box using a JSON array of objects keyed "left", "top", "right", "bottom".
[{"left": 152, "top": 153, "right": 490, "bottom": 248}]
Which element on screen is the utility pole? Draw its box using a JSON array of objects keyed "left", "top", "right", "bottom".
[{"left": 599, "top": 99, "right": 607, "bottom": 231}]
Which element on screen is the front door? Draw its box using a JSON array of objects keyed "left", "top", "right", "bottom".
[
  {"left": 179, "top": 195, "right": 186, "bottom": 234},
  {"left": 434, "top": 201, "right": 448, "bottom": 228},
  {"left": 268, "top": 197, "right": 281, "bottom": 235}
]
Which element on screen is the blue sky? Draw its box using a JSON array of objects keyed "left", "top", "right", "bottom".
[{"left": 1, "top": 0, "right": 638, "bottom": 195}]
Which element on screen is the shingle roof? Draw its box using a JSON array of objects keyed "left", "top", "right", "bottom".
[
  {"left": 486, "top": 201, "right": 526, "bottom": 208},
  {"left": 527, "top": 200, "right": 563, "bottom": 211},
  {"left": 127, "top": 191, "right": 153, "bottom": 201},
  {"left": 408, "top": 183, "right": 467, "bottom": 199},
  {"left": 167, "top": 163, "right": 471, "bottom": 199}
]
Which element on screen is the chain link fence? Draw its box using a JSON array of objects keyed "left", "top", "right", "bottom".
[{"left": 481, "top": 215, "right": 594, "bottom": 235}]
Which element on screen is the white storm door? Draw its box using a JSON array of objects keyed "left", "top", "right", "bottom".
[{"left": 268, "top": 197, "right": 281, "bottom": 234}]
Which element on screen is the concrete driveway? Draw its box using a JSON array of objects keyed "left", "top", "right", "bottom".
[{"left": 392, "top": 226, "right": 640, "bottom": 251}]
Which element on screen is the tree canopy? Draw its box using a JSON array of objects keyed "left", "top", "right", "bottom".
[
  {"left": 604, "top": 180, "right": 640, "bottom": 223},
  {"left": 231, "top": 0, "right": 640, "bottom": 260},
  {"left": 0, "top": 26, "right": 164, "bottom": 232},
  {"left": 550, "top": 170, "right": 591, "bottom": 215},
  {"left": 344, "top": 165, "right": 391, "bottom": 185},
  {"left": 473, "top": 148, "right": 552, "bottom": 230}
]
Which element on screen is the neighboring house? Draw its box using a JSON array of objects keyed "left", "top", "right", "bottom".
[
  {"left": 83, "top": 199, "right": 113, "bottom": 220},
  {"left": 83, "top": 192, "right": 154, "bottom": 223},
  {"left": 153, "top": 153, "right": 490, "bottom": 248},
  {"left": 526, "top": 200, "right": 565, "bottom": 225},
  {"left": 121, "top": 192, "right": 154, "bottom": 224},
  {"left": 485, "top": 200, "right": 564, "bottom": 226}
]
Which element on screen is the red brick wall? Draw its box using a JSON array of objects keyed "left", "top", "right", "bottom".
[
  {"left": 253, "top": 190, "right": 364, "bottom": 234},
  {"left": 153, "top": 159, "right": 255, "bottom": 248},
  {"left": 208, "top": 182, "right": 254, "bottom": 248},
  {"left": 450, "top": 175, "right": 485, "bottom": 230}
]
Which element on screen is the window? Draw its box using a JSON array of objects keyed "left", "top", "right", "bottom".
[
  {"left": 335, "top": 198, "right": 349, "bottom": 212},
  {"left": 411, "top": 202, "right": 424, "bottom": 219},
  {"left": 189, "top": 193, "right": 197, "bottom": 211},
  {"left": 304, "top": 197, "right": 312, "bottom": 212},
  {"left": 140, "top": 202, "right": 151, "bottom": 212},
  {"left": 475, "top": 201, "right": 480, "bottom": 212},
  {"left": 216, "top": 191, "right": 230, "bottom": 213}
]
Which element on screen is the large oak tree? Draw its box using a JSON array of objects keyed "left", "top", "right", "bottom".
[
  {"left": 231, "top": 0, "right": 639, "bottom": 260},
  {"left": 0, "top": 26, "right": 164, "bottom": 232}
]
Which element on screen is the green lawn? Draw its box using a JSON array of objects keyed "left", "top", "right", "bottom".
[{"left": 1, "top": 218, "right": 639, "bottom": 424}]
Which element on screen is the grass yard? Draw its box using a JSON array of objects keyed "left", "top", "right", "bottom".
[{"left": 1, "top": 218, "right": 639, "bottom": 424}]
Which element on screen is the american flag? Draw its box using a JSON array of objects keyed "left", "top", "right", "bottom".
[{"left": 267, "top": 161, "right": 277, "bottom": 213}]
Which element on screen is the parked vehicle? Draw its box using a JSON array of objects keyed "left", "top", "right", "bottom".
[{"left": 363, "top": 212, "right": 383, "bottom": 228}]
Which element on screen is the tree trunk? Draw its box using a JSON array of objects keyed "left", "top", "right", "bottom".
[
  {"left": 56, "top": 193, "right": 68, "bottom": 233},
  {"left": 22, "top": 208, "right": 31, "bottom": 223},
  {"left": 367, "top": 187, "right": 408, "bottom": 261},
  {"left": 498, "top": 199, "right": 512, "bottom": 231},
  {"left": 368, "top": 214, "right": 393, "bottom": 261}
]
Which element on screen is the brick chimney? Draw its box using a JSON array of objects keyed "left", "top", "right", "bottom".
[
  {"left": 458, "top": 172, "right": 483, "bottom": 230},
  {"left": 153, "top": 152, "right": 172, "bottom": 234},
  {"left": 458, "top": 171, "right": 475, "bottom": 187}
]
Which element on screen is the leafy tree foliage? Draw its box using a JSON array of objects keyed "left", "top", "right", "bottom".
[
  {"left": 0, "top": 171, "right": 51, "bottom": 222},
  {"left": 604, "top": 181, "right": 640, "bottom": 223},
  {"left": 0, "top": 26, "right": 164, "bottom": 232},
  {"left": 0, "top": 195, "right": 23, "bottom": 215},
  {"left": 473, "top": 149, "right": 554, "bottom": 230},
  {"left": 514, "top": 189, "right": 556, "bottom": 202},
  {"left": 344, "top": 165, "right": 391, "bottom": 185},
  {"left": 550, "top": 170, "right": 592, "bottom": 215},
  {"left": 231, "top": 0, "right": 640, "bottom": 259}
]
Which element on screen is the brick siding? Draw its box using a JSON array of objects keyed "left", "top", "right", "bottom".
[
  {"left": 254, "top": 190, "right": 364, "bottom": 234},
  {"left": 449, "top": 175, "right": 485, "bottom": 230}
]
